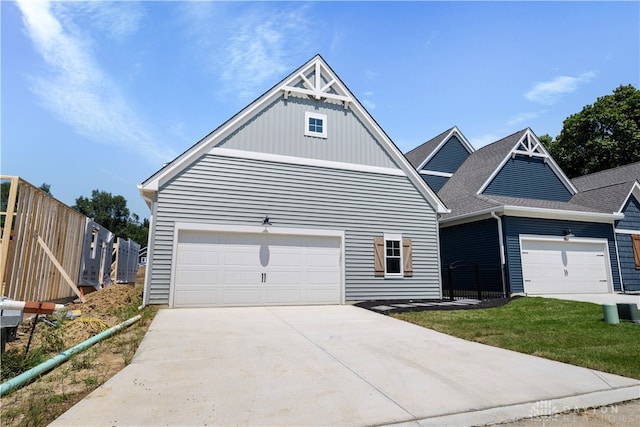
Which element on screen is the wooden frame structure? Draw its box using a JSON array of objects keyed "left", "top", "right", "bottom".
[{"left": 1, "top": 176, "right": 86, "bottom": 302}]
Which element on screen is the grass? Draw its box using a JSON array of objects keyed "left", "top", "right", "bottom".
[{"left": 392, "top": 297, "right": 640, "bottom": 379}]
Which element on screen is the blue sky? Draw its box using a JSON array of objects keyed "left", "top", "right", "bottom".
[{"left": 2, "top": 1, "right": 639, "bottom": 219}]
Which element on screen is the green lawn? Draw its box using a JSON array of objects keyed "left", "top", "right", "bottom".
[{"left": 392, "top": 297, "right": 640, "bottom": 379}]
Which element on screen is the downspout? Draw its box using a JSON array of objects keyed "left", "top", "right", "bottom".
[
  {"left": 490, "top": 211, "right": 507, "bottom": 298},
  {"left": 0, "top": 314, "right": 141, "bottom": 397}
]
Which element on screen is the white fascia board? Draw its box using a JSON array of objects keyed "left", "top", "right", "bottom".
[
  {"left": 209, "top": 147, "right": 406, "bottom": 177},
  {"left": 502, "top": 205, "right": 623, "bottom": 223},
  {"left": 415, "top": 126, "right": 474, "bottom": 172},
  {"left": 477, "top": 129, "right": 578, "bottom": 196},
  {"left": 137, "top": 184, "right": 155, "bottom": 210},
  {"left": 419, "top": 170, "right": 453, "bottom": 178},
  {"left": 439, "top": 207, "right": 503, "bottom": 227}
]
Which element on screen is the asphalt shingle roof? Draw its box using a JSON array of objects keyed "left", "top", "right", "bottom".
[
  {"left": 570, "top": 162, "right": 640, "bottom": 212},
  {"left": 404, "top": 127, "right": 455, "bottom": 169}
]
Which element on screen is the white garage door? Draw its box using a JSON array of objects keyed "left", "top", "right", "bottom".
[
  {"left": 173, "top": 230, "right": 342, "bottom": 307},
  {"left": 520, "top": 238, "right": 611, "bottom": 294}
]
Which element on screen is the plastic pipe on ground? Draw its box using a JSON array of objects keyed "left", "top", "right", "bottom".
[
  {"left": 0, "top": 300, "right": 65, "bottom": 314},
  {"left": 0, "top": 314, "right": 142, "bottom": 397}
]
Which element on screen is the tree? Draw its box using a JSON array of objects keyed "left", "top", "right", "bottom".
[
  {"left": 73, "top": 189, "right": 148, "bottom": 245},
  {"left": 543, "top": 84, "right": 640, "bottom": 178}
]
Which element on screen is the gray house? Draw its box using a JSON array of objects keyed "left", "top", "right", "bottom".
[{"left": 138, "top": 55, "right": 448, "bottom": 308}]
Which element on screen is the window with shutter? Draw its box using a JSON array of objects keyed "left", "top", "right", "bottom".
[{"left": 373, "top": 235, "right": 413, "bottom": 278}]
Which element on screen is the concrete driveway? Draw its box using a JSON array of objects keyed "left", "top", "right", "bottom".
[{"left": 51, "top": 305, "right": 639, "bottom": 427}]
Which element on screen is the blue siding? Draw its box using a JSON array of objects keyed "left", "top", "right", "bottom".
[
  {"left": 440, "top": 219, "right": 501, "bottom": 266},
  {"left": 616, "top": 195, "right": 640, "bottom": 291},
  {"left": 423, "top": 136, "right": 470, "bottom": 174},
  {"left": 484, "top": 155, "right": 572, "bottom": 202},
  {"left": 420, "top": 174, "right": 449, "bottom": 192},
  {"left": 502, "top": 217, "right": 621, "bottom": 293}
]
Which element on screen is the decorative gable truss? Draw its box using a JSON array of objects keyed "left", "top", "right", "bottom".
[
  {"left": 478, "top": 128, "right": 578, "bottom": 197},
  {"left": 281, "top": 60, "right": 351, "bottom": 109}
]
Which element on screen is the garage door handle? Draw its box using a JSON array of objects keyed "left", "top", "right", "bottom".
[{"left": 261, "top": 273, "right": 266, "bottom": 283}]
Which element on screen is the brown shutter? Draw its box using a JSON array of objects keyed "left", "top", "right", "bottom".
[
  {"left": 374, "top": 237, "right": 385, "bottom": 276},
  {"left": 632, "top": 234, "right": 640, "bottom": 269},
  {"left": 402, "top": 238, "right": 413, "bottom": 277}
]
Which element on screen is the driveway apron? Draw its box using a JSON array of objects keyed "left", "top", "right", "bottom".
[{"left": 51, "top": 305, "right": 640, "bottom": 426}]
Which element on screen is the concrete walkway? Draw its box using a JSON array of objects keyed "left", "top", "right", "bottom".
[{"left": 51, "top": 306, "right": 640, "bottom": 427}]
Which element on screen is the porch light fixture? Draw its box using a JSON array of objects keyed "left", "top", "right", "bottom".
[
  {"left": 563, "top": 229, "right": 574, "bottom": 241},
  {"left": 262, "top": 215, "right": 272, "bottom": 233}
]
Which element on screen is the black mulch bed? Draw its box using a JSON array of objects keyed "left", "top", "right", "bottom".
[{"left": 354, "top": 296, "right": 522, "bottom": 315}]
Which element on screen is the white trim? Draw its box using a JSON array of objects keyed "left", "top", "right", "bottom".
[
  {"left": 440, "top": 205, "right": 623, "bottom": 227},
  {"left": 615, "top": 228, "right": 640, "bottom": 235},
  {"left": 518, "top": 234, "right": 613, "bottom": 294},
  {"left": 477, "top": 129, "right": 578, "bottom": 196},
  {"left": 209, "top": 147, "right": 406, "bottom": 177},
  {"left": 419, "top": 170, "right": 453, "bottom": 178},
  {"left": 169, "top": 222, "right": 346, "bottom": 308},
  {"left": 304, "top": 112, "right": 327, "bottom": 138},
  {"left": 618, "top": 181, "right": 640, "bottom": 213},
  {"left": 383, "top": 233, "right": 403, "bottom": 278},
  {"left": 416, "top": 126, "right": 474, "bottom": 171}
]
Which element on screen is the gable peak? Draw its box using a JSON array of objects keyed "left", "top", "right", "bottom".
[
  {"left": 280, "top": 56, "right": 351, "bottom": 108},
  {"left": 512, "top": 129, "right": 546, "bottom": 158}
]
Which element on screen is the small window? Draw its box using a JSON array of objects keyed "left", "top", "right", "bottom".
[
  {"left": 305, "top": 112, "right": 327, "bottom": 138},
  {"left": 384, "top": 234, "right": 403, "bottom": 277}
]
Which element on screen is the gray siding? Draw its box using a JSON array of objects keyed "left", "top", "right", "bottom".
[
  {"left": 484, "top": 155, "right": 572, "bottom": 202},
  {"left": 502, "top": 217, "right": 621, "bottom": 293},
  {"left": 217, "top": 96, "right": 398, "bottom": 169},
  {"left": 424, "top": 136, "right": 470, "bottom": 174},
  {"left": 616, "top": 195, "right": 640, "bottom": 291},
  {"left": 146, "top": 155, "right": 440, "bottom": 304}
]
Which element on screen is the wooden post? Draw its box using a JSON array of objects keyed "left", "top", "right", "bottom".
[
  {"left": 36, "top": 235, "right": 86, "bottom": 303},
  {"left": 0, "top": 176, "right": 19, "bottom": 294}
]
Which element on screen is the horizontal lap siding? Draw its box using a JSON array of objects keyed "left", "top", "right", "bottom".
[
  {"left": 502, "top": 217, "right": 621, "bottom": 293},
  {"left": 424, "top": 136, "right": 470, "bottom": 174},
  {"left": 617, "top": 196, "right": 640, "bottom": 291},
  {"left": 146, "top": 155, "right": 440, "bottom": 304}
]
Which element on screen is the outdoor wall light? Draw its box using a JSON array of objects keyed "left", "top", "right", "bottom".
[
  {"left": 262, "top": 215, "right": 272, "bottom": 232},
  {"left": 563, "top": 229, "right": 574, "bottom": 241}
]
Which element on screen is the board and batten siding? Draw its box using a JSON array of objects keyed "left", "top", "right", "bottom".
[
  {"left": 616, "top": 195, "right": 640, "bottom": 291},
  {"left": 217, "top": 96, "right": 397, "bottom": 169},
  {"left": 502, "top": 216, "right": 621, "bottom": 293},
  {"left": 484, "top": 156, "right": 573, "bottom": 202},
  {"left": 145, "top": 155, "right": 440, "bottom": 304},
  {"left": 423, "top": 136, "right": 471, "bottom": 174}
]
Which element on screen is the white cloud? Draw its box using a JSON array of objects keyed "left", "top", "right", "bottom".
[
  {"left": 525, "top": 72, "right": 596, "bottom": 105},
  {"left": 183, "top": 3, "right": 314, "bottom": 100},
  {"left": 507, "top": 111, "right": 544, "bottom": 126},
  {"left": 470, "top": 133, "right": 501, "bottom": 148},
  {"left": 16, "top": 0, "right": 176, "bottom": 164},
  {"left": 362, "top": 99, "right": 376, "bottom": 110}
]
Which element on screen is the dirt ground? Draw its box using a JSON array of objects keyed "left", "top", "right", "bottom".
[{"left": 1, "top": 267, "right": 159, "bottom": 427}]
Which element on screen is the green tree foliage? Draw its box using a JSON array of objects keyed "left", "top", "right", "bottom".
[
  {"left": 73, "top": 190, "right": 148, "bottom": 245},
  {"left": 543, "top": 84, "right": 640, "bottom": 178}
]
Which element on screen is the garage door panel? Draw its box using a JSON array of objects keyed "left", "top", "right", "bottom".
[
  {"left": 174, "top": 231, "right": 341, "bottom": 307},
  {"left": 521, "top": 238, "right": 610, "bottom": 294}
]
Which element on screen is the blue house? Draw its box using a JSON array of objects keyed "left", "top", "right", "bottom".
[
  {"left": 571, "top": 162, "right": 640, "bottom": 292},
  {"left": 407, "top": 128, "right": 627, "bottom": 296}
]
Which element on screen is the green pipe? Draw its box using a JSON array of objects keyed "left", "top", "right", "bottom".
[{"left": 1, "top": 314, "right": 142, "bottom": 396}]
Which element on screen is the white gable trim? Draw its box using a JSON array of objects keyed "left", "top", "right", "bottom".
[
  {"left": 416, "top": 126, "right": 474, "bottom": 171},
  {"left": 477, "top": 129, "right": 578, "bottom": 196},
  {"left": 419, "top": 170, "right": 453, "bottom": 178},
  {"left": 209, "top": 147, "right": 406, "bottom": 177},
  {"left": 615, "top": 228, "right": 640, "bottom": 235},
  {"left": 139, "top": 55, "right": 448, "bottom": 214},
  {"left": 618, "top": 181, "right": 640, "bottom": 214}
]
